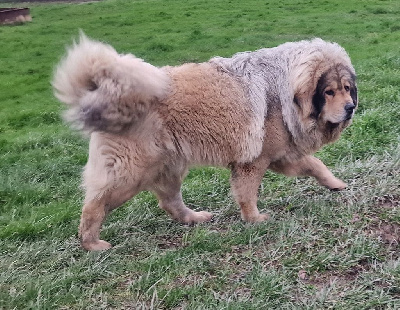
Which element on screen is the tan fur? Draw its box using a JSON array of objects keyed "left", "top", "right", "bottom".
[
  {"left": 160, "top": 63, "right": 264, "bottom": 165},
  {"left": 53, "top": 35, "right": 357, "bottom": 250}
]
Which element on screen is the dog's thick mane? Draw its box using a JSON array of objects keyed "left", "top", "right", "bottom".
[{"left": 210, "top": 39, "right": 355, "bottom": 148}]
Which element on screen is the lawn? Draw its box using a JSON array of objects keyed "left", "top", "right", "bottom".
[{"left": 0, "top": 0, "right": 400, "bottom": 308}]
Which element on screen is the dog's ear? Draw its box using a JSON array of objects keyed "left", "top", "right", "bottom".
[{"left": 311, "top": 76, "right": 326, "bottom": 118}]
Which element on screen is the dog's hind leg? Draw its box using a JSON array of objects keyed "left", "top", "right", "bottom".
[
  {"left": 79, "top": 182, "right": 140, "bottom": 251},
  {"left": 152, "top": 168, "right": 213, "bottom": 224},
  {"left": 79, "top": 196, "right": 111, "bottom": 251},
  {"left": 230, "top": 159, "right": 270, "bottom": 223},
  {"left": 78, "top": 134, "right": 143, "bottom": 251},
  {"left": 269, "top": 155, "right": 347, "bottom": 190}
]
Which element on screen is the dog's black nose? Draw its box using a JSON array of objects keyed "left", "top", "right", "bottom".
[{"left": 345, "top": 103, "right": 356, "bottom": 112}]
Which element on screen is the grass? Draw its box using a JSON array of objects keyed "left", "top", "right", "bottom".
[{"left": 1, "top": 0, "right": 400, "bottom": 308}]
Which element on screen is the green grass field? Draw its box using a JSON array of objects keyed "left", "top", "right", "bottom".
[{"left": 1, "top": 0, "right": 400, "bottom": 308}]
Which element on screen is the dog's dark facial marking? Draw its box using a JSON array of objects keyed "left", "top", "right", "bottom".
[
  {"left": 311, "top": 74, "right": 327, "bottom": 118},
  {"left": 350, "top": 84, "right": 358, "bottom": 106}
]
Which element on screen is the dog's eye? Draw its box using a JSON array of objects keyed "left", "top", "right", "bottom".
[
  {"left": 325, "top": 90, "right": 334, "bottom": 96},
  {"left": 344, "top": 86, "right": 350, "bottom": 92}
]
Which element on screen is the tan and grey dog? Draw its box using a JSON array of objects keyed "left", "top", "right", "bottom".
[{"left": 53, "top": 34, "right": 357, "bottom": 250}]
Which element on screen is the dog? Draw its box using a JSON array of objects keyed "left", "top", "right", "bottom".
[{"left": 53, "top": 34, "right": 357, "bottom": 250}]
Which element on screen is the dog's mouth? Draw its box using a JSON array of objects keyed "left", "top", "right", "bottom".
[
  {"left": 327, "top": 121, "right": 341, "bottom": 129},
  {"left": 327, "top": 116, "right": 352, "bottom": 128},
  {"left": 329, "top": 112, "right": 354, "bottom": 125},
  {"left": 344, "top": 115, "right": 353, "bottom": 121},
  {"left": 344, "top": 110, "right": 355, "bottom": 121}
]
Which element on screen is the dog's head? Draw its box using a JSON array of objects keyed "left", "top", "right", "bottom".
[{"left": 312, "top": 64, "right": 358, "bottom": 125}]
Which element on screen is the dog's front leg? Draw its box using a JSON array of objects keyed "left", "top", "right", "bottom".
[
  {"left": 269, "top": 155, "right": 347, "bottom": 190},
  {"left": 230, "top": 160, "right": 270, "bottom": 222},
  {"left": 156, "top": 190, "right": 213, "bottom": 224}
]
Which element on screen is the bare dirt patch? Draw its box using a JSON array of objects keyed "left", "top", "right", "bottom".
[
  {"left": 298, "top": 258, "right": 371, "bottom": 289},
  {"left": 156, "top": 234, "right": 184, "bottom": 250},
  {"left": 367, "top": 195, "right": 400, "bottom": 250},
  {"left": 299, "top": 195, "right": 400, "bottom": 291},
  {"left": 375, "top": 195, "right": 400, "bottom": 209}
]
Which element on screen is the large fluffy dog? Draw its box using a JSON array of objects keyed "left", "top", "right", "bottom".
[{"left": 53, "top": 34, "right": 357, "bottom": 251}]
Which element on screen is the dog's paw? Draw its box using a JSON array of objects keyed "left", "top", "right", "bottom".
[
  {"left": 182, "top": 210, "right": 213, "bottom": 224},
  {"left": 242, "top": 212, "right": 270, "bottom": 223},
  {"left": 327, "top": 178, "right": 347, "bottom": 191},
  {"left": 82, "top": 239, "right": 112, "bottom": 251},
  {"left": 254, "top": 213, "right": 270, "bottom": 222}
]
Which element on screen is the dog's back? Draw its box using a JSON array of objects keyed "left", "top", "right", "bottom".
[{"left": 158, "top": 63, "right": 264, "bottom": 165}]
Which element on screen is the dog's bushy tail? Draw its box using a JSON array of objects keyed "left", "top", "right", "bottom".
[{"left": 53, "top": 32, "right": 169, "bottom": 133}]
